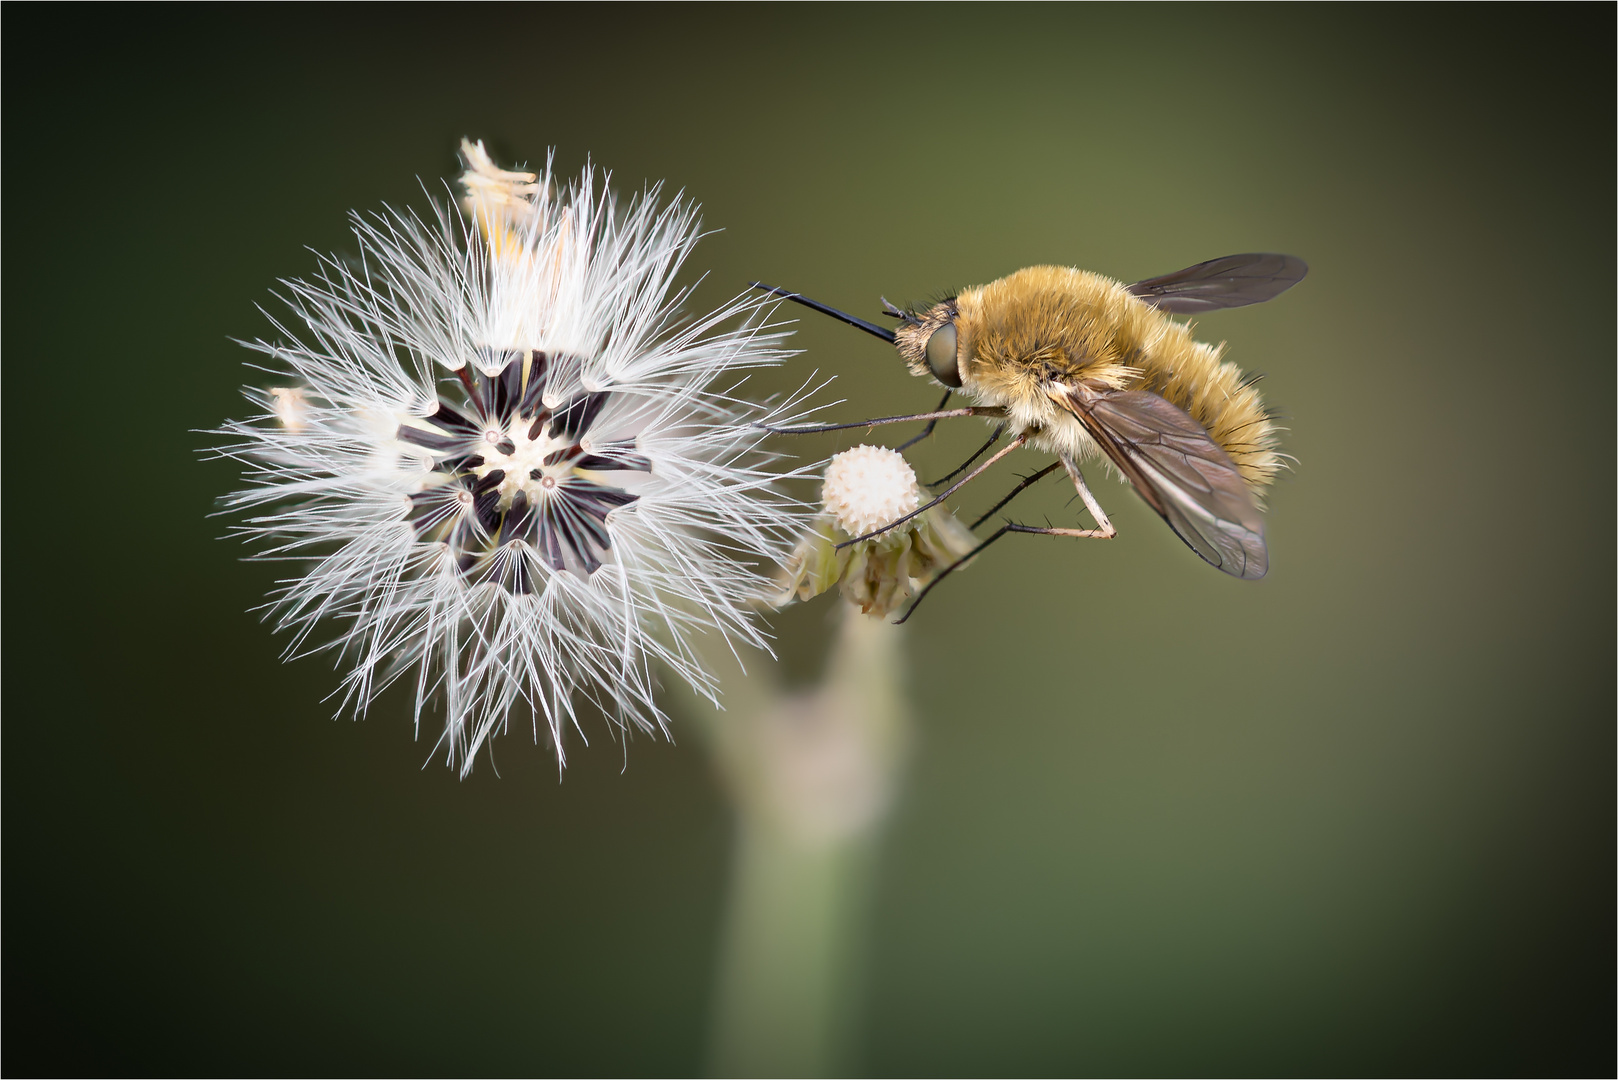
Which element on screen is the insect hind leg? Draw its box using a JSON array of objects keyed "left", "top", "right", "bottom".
[
  {"left": 896, "top": 515, "right": 1115, "bottom": 624},
  {"left": 1056, "top": 455, "right": 1117, "bottom": 538},
  {"left": 1004, "top": 522, "right": 1114, "bottom": 540},
  {"left": 969, "top": 460, "right": 1062, "bottom": 528},
  {"left": 896, "top": 456, "right": 1115, "bottom": 624},
  {"left": 893, "top": 526, "right": 1014, "bottom": 624}
]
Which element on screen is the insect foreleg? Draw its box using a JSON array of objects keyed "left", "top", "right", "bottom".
[
  {"left": 895, "top": 389, "right": 954, "bottom": 451},
  {"left": 835, "top": 434, "right": 1029, "bottom": 548},
  {"left": 926, "top": 424, "right": 1006, "bottom": 487},
  {"left": 757, "top": 405, "right": 1005, "bottom": 436}
]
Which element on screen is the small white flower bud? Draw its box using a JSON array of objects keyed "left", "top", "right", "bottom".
[
  {"left": 776, "top": 445, "right": 979, "bottom": 620},
  {"left": 821, "top": 445, "right": 921, "bottom": 538}
]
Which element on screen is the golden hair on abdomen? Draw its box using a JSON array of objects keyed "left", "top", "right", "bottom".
[{"left": 956, "top": 265, "right": 1282, "bottom": 493}]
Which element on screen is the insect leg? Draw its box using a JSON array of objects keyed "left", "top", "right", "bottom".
[
  {"left": 897, "top": 460, "right": 1117, "bottom": 624},
  {"left": 1004, "top": 522, "right": 1115, "bottom": 540},
  {"left": 757, "top": 406, "right": 1005, "bottom": 436},
  {"left": 893, "top": 526, "right": 1014, "bottom": 624},
  {"left": 926, "top": 424, "right": 1006, "bottom": 487},
  {"left": 1059, "top": 455, "right": 1116, "bottom": 538},
  {"left": 968, "top": 460, "right": 1063, "bottom": 528},
  {"left": 895, "top": 390, "right": 953, "bottom": 451},
  {"left": 835, "top": 435, "right": 1029, "bottom": 548}
]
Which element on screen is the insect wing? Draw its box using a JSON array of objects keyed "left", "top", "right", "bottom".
[
  {"left": 1126, "top": 253, "right": 1307, "bottom": 313},
  {"left": 1060, "top": 387, "right": 1268, "bottom": 579}
]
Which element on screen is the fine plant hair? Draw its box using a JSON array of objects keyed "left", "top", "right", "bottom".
[{"left": 214, "top": 144, "right": 820, "bottom": 774}]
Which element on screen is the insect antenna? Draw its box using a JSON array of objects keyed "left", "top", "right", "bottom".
[
  {"left": 750, "top": 283, "right": 897, "bottom": 344},
  {"left": 880, "top": 297, "right": 921, "bottom": 324}
]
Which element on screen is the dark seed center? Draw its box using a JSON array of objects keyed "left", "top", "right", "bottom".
[{"left": 399, "top": 348, "right": 652, "bottom": 592}]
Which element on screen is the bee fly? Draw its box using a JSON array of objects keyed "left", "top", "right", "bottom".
[{"left": 755, "top": 253, "right": 1306, "bottom": 619}]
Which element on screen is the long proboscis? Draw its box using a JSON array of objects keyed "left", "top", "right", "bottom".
[{"left": 750, "top": 282, "right": 897, "bottom": 344}]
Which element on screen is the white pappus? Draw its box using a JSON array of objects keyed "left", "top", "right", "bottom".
[{"left": 216, "top": 140, "right": 815, "bottom": 774}]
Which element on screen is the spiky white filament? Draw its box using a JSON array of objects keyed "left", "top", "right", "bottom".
[{"left": 216, "top": 150, "right": 818, "bottom": 774}]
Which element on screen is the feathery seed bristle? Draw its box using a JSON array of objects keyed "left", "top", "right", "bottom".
[{"left": 214, "top": 139, "right": 820, "bottom": 775}]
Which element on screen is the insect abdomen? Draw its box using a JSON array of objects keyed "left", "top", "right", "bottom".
[{"left": 1129, "top": 314, "right": 1283, "bottom": 493}]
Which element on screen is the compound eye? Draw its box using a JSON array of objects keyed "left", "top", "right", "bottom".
[{"left": 924, "top": 321, "right": 962, "bottom": 387}]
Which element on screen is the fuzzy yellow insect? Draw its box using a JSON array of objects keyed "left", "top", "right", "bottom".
[{"left": 757, "top": 253, "right": 1305, "bottom": 614}]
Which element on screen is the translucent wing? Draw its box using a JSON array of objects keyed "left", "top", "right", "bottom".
[
  {"left": 1055, "top": 385, "right": 1268, "bottom": 579},
  {"left": 1126, "top": 253, "right": 1307, "bottom": 314}
]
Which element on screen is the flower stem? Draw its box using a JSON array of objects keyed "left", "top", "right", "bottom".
[
  {"left": 681, "top": 607, "right": 910, "bottom": 1077},
  {"left": 707, "top": 815, "right": 875, "bottom": 1076}
]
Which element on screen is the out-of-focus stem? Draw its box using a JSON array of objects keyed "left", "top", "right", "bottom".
[
  {"left": 679, "top": 607, "right": 909, "bottom": 1077},
  {"left": 707, "top": 814, "right": 872, "bottom": 1076}
]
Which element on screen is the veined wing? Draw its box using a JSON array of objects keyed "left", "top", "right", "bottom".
[
  {"left": 1054, "top": 384, "right": 1268, "bottom": 579},
  {"left": 1126, "top": 253, "right": 1306, "bottom": 314}
]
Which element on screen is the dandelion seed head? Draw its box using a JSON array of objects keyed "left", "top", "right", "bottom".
[{"left": 215, "top": 139, "right": 816, "bottom": 775}]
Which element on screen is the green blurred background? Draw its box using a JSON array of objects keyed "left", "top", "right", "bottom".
[{"left": 5, "top": 6, "right": 1612, "bottom": 1075}]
